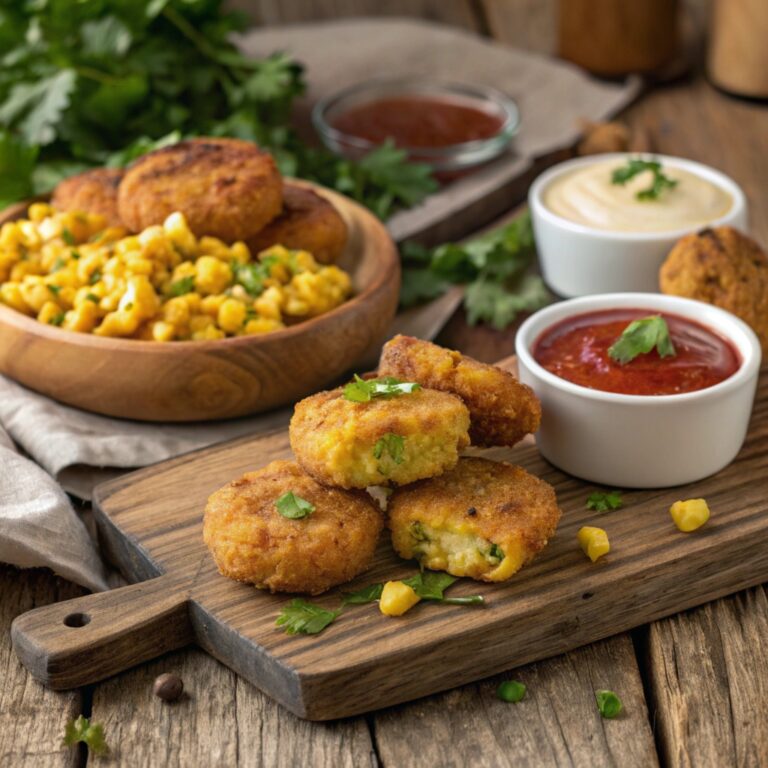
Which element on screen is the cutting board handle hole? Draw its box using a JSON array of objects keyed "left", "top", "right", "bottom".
[{"left": 63, "top": 612, "right": 91, "bottom": 628}]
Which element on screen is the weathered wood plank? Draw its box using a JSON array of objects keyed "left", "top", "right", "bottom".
[
  {"left": 643, "top": 588, "right": 768, "bottom": 767},
  {"left": 0, "top": 566, "right": 84, "bottom": 768},
  {"left": 373, "top": 634, "right": 658, "bottom": 768},
  {"left": 90, "top": 647, "right": 377, "bottom": 768}
]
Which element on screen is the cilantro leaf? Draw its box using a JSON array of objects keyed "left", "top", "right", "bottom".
[
  {"left": 275, "top": 491, "right": 315, "bottom": 519},
  {"left": 586, "top": 491, "right": 623, "bottom": 512},
  {"left": 235, "top": 257, "right": 278, "bottom": 296},
  {"left": 402, "top": 571, "right": 484, "bottom": 606},
  {"left": 341, "top": 583, "right": 383, "bottom": 605},
  {"left": 61, "top": 228, "right": 75, "bottom": 246},
  {"left": 63, "top": 715, "right": 108, "bottom": 755},
  {"left": 343, "top": 375, "right": 421, "bottom": 403},
  {"left": 373, "top": 433, "right": 405, "bottom": 465},
  {"left": 0, "top": 131, "right": 38, "bottom": 208},
  {"left": 275, "top": 599, "right": 339, "bottom": 635},
  {"left": 595, "top": 690, "right": 623, "bottom": 719},
  {"left": 464, "top": 273, "right": 549, "bottom": 330},
  {"left": 168, "top": 276, "right": 195, "bottom": 297},
  {"left": 608, "top": 315, "right": 676, "bottom": 365},
  {"left": 611, "top": 158, "right": 678, "bottom": 201}
]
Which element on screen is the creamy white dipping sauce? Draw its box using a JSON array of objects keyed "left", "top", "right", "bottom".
[{"left": 543, "top": 158, "right": 734, "bottom": 233}]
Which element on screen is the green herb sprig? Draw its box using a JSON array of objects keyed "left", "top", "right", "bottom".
[
  {"left": 373, "top": 433, "right": 405, "bottom": 472},
  {"left": 343, "top": 375, "right": 421, "bottom": 403},
  {"left": 63, "top": 715, "right": 108, "bottom": 756},
  {"left": 497, "top": 680, "right": 526, "bottom": 703},
  {"left": 611, "top": 158, "right": 678, "bottom": 201},
  {"left": 586, "top": 491, "right": 623, "bottom": 512},
  {"left": 341, "top": 583, "right": 383, "bottom": 606},
  {"left": 275, "top": 599, "right": 339, "bottom": 635},
  {"left": 276, "top": 491, "right": 315, "bottom": 520},
  {"left": 595, "top": 690, "right": 623, "bottom": 719},
  {"left": 403, "top": 571, "right": 485, "bottom": 606},
  {"left": 608, "top": 315, "right": 676, "bottom": 365},
  {"left": 167, "top": 275, "right": 195, "bottom": 297},
  {"left": 400, "top": 211, "right": 550, "bottom": 330}
]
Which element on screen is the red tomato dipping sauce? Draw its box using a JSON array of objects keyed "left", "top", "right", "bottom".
[
  {"left": 331, "top": 96, "right": 505, "bottom": 148},
  {"left": 532, "top": 308, "right": 741, "bottom": 396}
]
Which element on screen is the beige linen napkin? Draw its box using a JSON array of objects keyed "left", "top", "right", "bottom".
[{"left": 0, "top": 423, "right": 109, "bottom": 591}]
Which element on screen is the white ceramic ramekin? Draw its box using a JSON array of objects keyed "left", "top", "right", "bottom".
[
  {"left": 528, "top": 153, "right": 748, "bottom": 297},
  {"left": 516, "top": 293, "right": 761, "bottom": 488}
]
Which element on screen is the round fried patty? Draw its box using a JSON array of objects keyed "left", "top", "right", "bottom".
[
  {"left": 203, "top": 459, "right": 383, "bottom": 595},
  {"left": 118, "top": 137, "right": 282, "bottom": 241},
  {"left": 289, "top": 384, "right": 470, "bottom": 489},
  {"left": 378, "top": 335, "right": 542, "bottom": 447},
  {"left": 51, "top": 167, "right": 125, "bottom": 228},
  {"left": 389, "top": 457, "right": 561, "bottom": 582}
]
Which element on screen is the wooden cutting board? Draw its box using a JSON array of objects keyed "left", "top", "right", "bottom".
[{"left": 11, "top": 362, "right": 768, "bottom": 721}]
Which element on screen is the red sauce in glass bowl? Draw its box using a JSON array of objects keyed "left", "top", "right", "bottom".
[
  {"left": 330, "top": 96, "right": 505, "bottom": 149},
  {"left": 532, "top": 308, "right": 741, "bottom": 396}
]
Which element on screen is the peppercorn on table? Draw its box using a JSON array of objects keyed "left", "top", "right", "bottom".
[{"left": 4, "top": 17, "right": 768, "bottom": 768}]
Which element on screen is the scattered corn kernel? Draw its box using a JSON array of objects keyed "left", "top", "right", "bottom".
[
  {"left": 379, "top": 581, "right": 421, "bottom": 617},
  {"left": 669, "top": 499, "right": 710, "bottom": 532},
  {"left": 577, "top": 526, "right": 610, "bottom": 562}
]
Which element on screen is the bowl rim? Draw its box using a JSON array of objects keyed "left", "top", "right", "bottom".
[
  {"left": 529, "top": 152, "right": 747, "bottom": 241},
  {"left": 312, "top": 77, "right": 521, "bottom": 159},
  {"left": 0, "top": 180, "right": 400, "bottom": 354},
  {"left": 516, "top": 293, "right": 762, "bottom": 405}
]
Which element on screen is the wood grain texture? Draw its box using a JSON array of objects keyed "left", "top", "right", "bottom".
[
  {"left": 0, "top": 566, "right": 84, "bottom": 768},
  {"left": 643, "top": 588, "right": 768, "bottom": 767},
  {"left": 11, "top": 365, "right": 768, "bottom": 720},
  {"left": 373, "top": 634, "right": 658, "bottom": 768},
  {"left": 0, "top": 182, "right": 400, "bottom": 422},
  {"left": 90, "top": 647, "right": 377, "bottom": 768}
]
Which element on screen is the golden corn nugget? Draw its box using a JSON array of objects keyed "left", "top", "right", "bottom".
[
  {"left": 378, "top": 335, "right": 541, "bottom": 447},
  {"left": 389, "top": 457, "right": 561, "bottom": 583},
  {"left": 51, "top": 167, "right": 124, "bottom": 228},
  {"left": 289, "top": 384, "right": 470, "bottom": 489},
  {"left": 660, "top": 226, "right": 768, "bottom": 353},
  {"left": 247, "top": 183, "right": 348, "bottom": 264},
  {"left": 203, "top": 460, "right": 383, "bottom": 595},
  {"left": 118, "top": 137, "right": 282, "bottom": 241}
]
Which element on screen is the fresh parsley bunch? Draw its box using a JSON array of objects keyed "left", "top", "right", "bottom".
[
  {"left": 400, "top": 211, "right": 551, "bottom": 329},
  {"left": 0, "top": 1, "right": 435, "bottom": 218}
]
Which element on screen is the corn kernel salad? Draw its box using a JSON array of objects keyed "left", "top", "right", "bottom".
[{"left": 0, "top": 204, "right": 352, "bottom": 341}]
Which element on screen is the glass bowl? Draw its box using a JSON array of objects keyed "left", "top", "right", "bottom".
[{"left": 312, "top": 78, "right": 520, "bottom": 173}]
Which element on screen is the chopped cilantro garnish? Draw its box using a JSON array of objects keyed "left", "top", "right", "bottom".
[
  {"left": 61, "top": 227, "right": 75, "bottom": 246},
  {"left": 586, "top": 491, "right": 623, "bottom": 512},
  {"left": 47, "top": 284, "right": 61, "bottom": 295},
  {"left": 63, "top": 715, "right": 108, "bottom": 755},
  {"left": 595, "top": 690, "right": 623, "bottom": 719},
  {"left": 275, "top": 491, "right": 315, "bottom": 519},
  {"left": 85, "top": 293, "right": 99, "bottom": 303},
  {"left": 343, "top": 375, "right": 421, "bottom": 403},
  {"left": 403, "top": 571, "right": 484, "bottom": 606},
  {"left": 611, "top": 158, "right": 678, "bottom": 201},
  {"left": 341, "top": 583, "right": 383, "bottom": 605},
  {"left": 168, "top": 275, "right": 195, "bottom": 297},
  {"left": 373, "top": 433, "right": 405, "bottom": 469},
  {"left": 89, "top": 270, "right": 101, "bottom": 285},
  {"left": 608, "top": 315, "right": 676, "bottom": 365},
  {"left": 275, "top": 599, "right": 339, "bottom": 635},
  {"left": 49, "top": 312, "right": 65, "bottom": 326},
  {"left": 235, "top": 256, "right": 279, "bottom": 296}
]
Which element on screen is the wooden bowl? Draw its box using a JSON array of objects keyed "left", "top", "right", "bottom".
[{"left": 0, "top": 181, "right": 400, "bottom": 422}]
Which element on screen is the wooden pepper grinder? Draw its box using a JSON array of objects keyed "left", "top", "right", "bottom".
[
  {"left": 708, "top": 0, "right": 768, "bottom": 98},
  {"left": 558, "top": 0, "right": 679, "bottom": 76}
]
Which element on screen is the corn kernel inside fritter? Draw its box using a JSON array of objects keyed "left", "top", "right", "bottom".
[
  {"left": 389, "top": 457, "right": 561, "bottom": 583},
  {"left": 289, "top": 386, "right": 470, "bottom": 489}
]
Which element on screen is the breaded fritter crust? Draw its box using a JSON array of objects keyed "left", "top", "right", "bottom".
[
  {"left": 246, "top": 183, "right": 348, "bottom": 264},
  {"left": 117, "top": 137, "right": 282, "bottom": 241},
  {"left": 51, "top": 167, "right": 124, "bottom": 228},
  {"left": 378, "top": 335, "right": 541, "bottom": 447},
  {"left": 290, "top": 385, "right": 470, "bottom": 489},
  {"left": 203, "top": 460, "right": 383, "bottom": 594},
  {"left": 660, "top": 226, "right": 768, "bottom": 353},
  {"left": 389, "top": 457, "right": 560, "bottom": 582}
]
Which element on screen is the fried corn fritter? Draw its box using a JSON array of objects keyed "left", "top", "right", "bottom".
[
  {"left": 118, "top": 138, "right": 282, "bottom": 241},
  {"left": 51, "top": 167, "right": 124, "bottom": 228},
  {"left": 389, "top": 457, "right": 561, "bottom": 583},
  {"left": 660, "top": 226, "right": 768, "bottom": 354},
  {"left": 289, "top": 385, "right": 470, "bottom": 489},
  {"left": 203, "top": 460, "right": 383, "bottom": 594},
  {"left": 246, "top": 183, "right": 348, "bottom": 265},
  {"left": 378, "top": 335, "right": 541, "bottom": 447}
]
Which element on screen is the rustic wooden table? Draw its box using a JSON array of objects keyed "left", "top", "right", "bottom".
[{"left": 3, "top": 70, "right": 768, "bottom": 768}]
